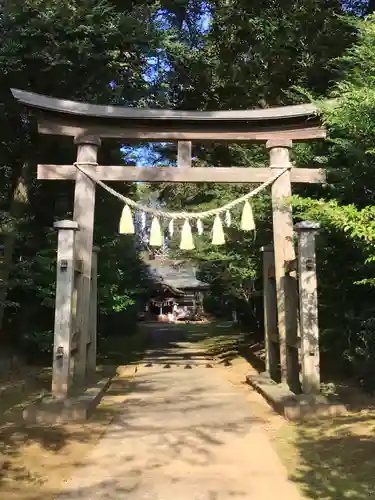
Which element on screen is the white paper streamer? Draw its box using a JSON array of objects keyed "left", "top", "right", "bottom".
[
  {"left": 225, "top": 210, "right": 231, "bottom": 227},
  {"left": 197, "top": 219, "right": 204, "bottom": 235},
  {"left": 140, "top": 211, "right": 147, "bottom": 231},
  {"left": 168, "top": 219, "right": 174, "bottom": 237}
]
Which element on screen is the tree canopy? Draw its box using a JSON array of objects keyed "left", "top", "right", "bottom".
[{"left": 1, "top": 0, "right": 375, "bottom": 386}]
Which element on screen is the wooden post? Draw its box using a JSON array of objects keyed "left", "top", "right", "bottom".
[
  {"left": 261, "top": 245, "right": 279, "bottom": 382},
  {"left": 87, "top": 246, "right": 99, "bottom": 379},
  {"left": 52, "top": 220, "right": 79, "bottom": 399},
  {"left": 284, "top": 268, "right": 301, "bottom": 393},
  {"left": 295, "top": 221, "right": 321, "bottom": 394},
  {"left": 177, "top": 141, "right": 192, "bottom": 167},
  {"left": 197, "top": 291, "right": 204, "bottom": 316},
  {"left": 267, "top": 139, "right": 299, "bottom": 389},
  {"left": 73, "top": 135, "right": 101, "bottom": 386}
]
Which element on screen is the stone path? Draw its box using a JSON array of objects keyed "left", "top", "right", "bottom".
[{"left": 57, "top": 327, "right": 305, "bottom": 499}]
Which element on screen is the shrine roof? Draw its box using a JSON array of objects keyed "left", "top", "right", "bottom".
[{"left": 147, "top": 259, "right": 209, "bottom": 291}]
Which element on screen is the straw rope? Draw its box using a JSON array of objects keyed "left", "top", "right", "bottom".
[{"left": 73, "top": 162, "right": 291, "bottom": 220}]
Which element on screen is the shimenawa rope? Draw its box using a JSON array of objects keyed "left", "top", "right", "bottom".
[{"left": 73, "top": 162, "right": 291, "bottom": 220}]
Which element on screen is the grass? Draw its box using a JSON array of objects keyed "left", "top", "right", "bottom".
[
  {"left": 274, "top": 413, "right": 375, "bottom": 499},
  {"left": 181, "top": 321, "right": 265, "bottom": 368},
  {"left": 97, "top": 325, "right": 152, "bottom": 366}
]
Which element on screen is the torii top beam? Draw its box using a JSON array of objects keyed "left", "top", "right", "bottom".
[{"left": 11, "top": 88, "right": 326, "bottom": 142}]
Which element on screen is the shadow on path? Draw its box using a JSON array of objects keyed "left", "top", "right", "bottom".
[{"left": 55, "top": 323, "right": 304, "bottom": 500}]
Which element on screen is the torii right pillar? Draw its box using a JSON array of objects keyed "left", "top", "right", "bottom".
[{"left": 267, "top": 139, "right": 300, "bottom": 392}]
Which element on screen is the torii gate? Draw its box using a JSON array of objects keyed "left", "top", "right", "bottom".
[{"left": 11, "top": 88, "right": 326, "bottom": 402}]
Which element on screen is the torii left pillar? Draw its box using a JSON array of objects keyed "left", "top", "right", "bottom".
[{"left": 73, "top": 135, "right": 101, "bottom": 386}]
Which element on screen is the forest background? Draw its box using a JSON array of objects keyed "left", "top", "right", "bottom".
[{"left": 1, "top": 0, "right": 375, "bottom": 387}]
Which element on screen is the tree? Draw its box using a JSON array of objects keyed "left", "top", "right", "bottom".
[
  {"left": 0, "top": 0, "right": 161, "bottom": 352},
  {"left": 154, "top": 0, "right": 357, "bottom": 326}
]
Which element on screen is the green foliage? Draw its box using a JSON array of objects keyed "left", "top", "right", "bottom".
[
  {"left": 156, "top": 7, "right": 375, "bottom": 386},
  {"left": 2, "top": 0, "right": 375, "bottom": 390},
  {"left": 157, "top": 0, "right": 354, "bottom": 333},
  {"left": 289, "top": 16, "right": 375, "bottom": 385},
  {"left": 0, "top": 0, "right": 161, "bottom": 355},
  {"left": 160, "top": 0, "right": 354, "bottom": 111},
  {"left": 1, "top": 0, "right": 159, "bottom": 101}
]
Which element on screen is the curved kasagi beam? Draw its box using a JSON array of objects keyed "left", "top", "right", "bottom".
[{"left": 11, "top": 88, "right": 319, "bottom": 122}]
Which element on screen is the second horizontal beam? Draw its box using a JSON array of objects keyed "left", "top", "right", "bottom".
[{"left": 38, "top": 165, "right": 326, "bottom": 184}]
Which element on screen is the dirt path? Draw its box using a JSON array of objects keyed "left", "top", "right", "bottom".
[
  {"left": 55, "top": 326, "right": 305, "bottom": 500},
  {"left": 2, "top": 324, "right": 375, "bottom": 499}
]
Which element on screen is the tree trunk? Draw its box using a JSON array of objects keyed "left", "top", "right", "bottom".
[
  {"left": 0, "top": 0, "right": 8, "bottom": 34},
  {"left": 368, "top": 0, "right": 375, "bottom": 13},
  {"left": 0, "top": 162, "right": 30, "bottom": 331},
  {"left": 0, "top": 0, "right": 7, "bottom": 16}
]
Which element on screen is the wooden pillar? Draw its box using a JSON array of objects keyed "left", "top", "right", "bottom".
[
  {"left": 295, "top": 221, "right": 321, "bottom": 394},
  {"left": 52, "top": 220, "right": 79, "bottom": 399},
  {"left": 197, "top": 291, "right": 204, "bottom": 316},
  {"left": 267, "top": 139, "right": 299, "bottom": 389},
  {"left": 87, "top": 246, "right": 99, "bottom": 379},
  {"left": 284, "top": 262, "right": 301, "bottom": 393},
  {"left": 177, "top": 141, "right": 192, "bottom": 167},
  {"left": 73, "top": 134, "right": 101, "bottom": 386},
  {"left": 261, "top": 245, "right": 279, "bottom": 382}
]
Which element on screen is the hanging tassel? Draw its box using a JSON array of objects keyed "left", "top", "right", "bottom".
[
  {"left": 168, "top": 219, "right": 174, "bottom": 237},
  {"left": 241, "top": 201, "right": 255, "bottom": 231},
  {"left": 140, "top": 211, "right": 147, "bottom": 231},
  {"left": 149, "top": 216, "right": 163, "bottom": 247},
  {"left": 225, "top": 210, "right": 231, "bottom": 227},
  {"left": 196, "top": 218, "right": 204, "bottom": 235},
  {"left": 211, "top": 215, "right": 225, "bottom": 245},
  {"left": 119, "top": 205, "right": 135, "bottom": 234},
  {"left": 180, "top": 219, "right": 195, "bottom": 250}
]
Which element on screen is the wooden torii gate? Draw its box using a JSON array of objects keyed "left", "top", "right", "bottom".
[{"left": 11, "top": 88, "right": 326, "bottom": 400}]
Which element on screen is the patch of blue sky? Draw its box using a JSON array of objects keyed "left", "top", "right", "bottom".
[
  {"left": 117, "top": 3, "right": 212, "bottom": 166},
  {"left": 121, "top": 143, "right": 175, "bottom": 167},
  {"left": 341, "top": 0, "right": 369, "bottom": 14}
]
